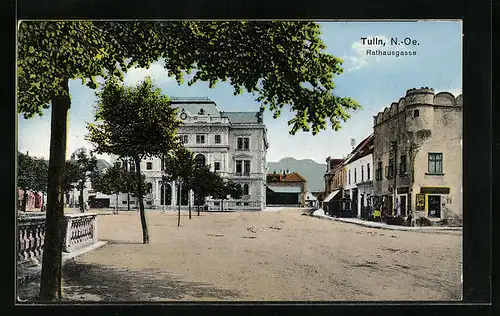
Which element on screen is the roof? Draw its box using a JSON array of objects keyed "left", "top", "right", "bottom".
[
  {"left": 172, "top": 101, "right": 221, "bottom": 116},
  {"left": 344, "top": 134, "right": 374, "bottom": 164},
  {"left": 267, "top": 185, "right": 302, "bottom": 193},
  {"left": 223, "top": 111, "right": 260, "bottom": 124},
  {"left": 328, "top": 158, "right": 344, "bottom": 166},
  {"left": 283, "top": 172, "right": 307, "bottom": 183},
  {"left": 267, "top": 174, "right": 282, "bottom": 182}
]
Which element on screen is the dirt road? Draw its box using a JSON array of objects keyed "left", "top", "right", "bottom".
[{"left": 20, "top": 208, "right": 462, "bottom": 301}]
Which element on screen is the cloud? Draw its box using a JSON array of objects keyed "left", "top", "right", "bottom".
[
  {"left": 123, "top": 58, "right": 173, "bottom": 86},
  {"left": 344, "top": 35, "right": 405, "bottom": 72}
]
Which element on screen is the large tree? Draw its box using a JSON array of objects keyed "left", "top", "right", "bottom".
[
  {"left": 18, "top": 21, "right": 358, "bottom": 301},
  {"left": 87, "top": 78, "right": 181, "bottom": 242},
  {"left": 70, "top": 148, "right": 98, "bottom": 212},
  {"left": 17, "top": 152, "right": 48, "bottom": 212}
]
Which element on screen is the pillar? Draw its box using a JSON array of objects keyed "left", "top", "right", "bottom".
[{"left": 171, "top": 181, "right": 176, "bottom": 207}]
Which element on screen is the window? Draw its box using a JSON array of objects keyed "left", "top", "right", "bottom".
[
  {"left": 361, "top": 165, "right": 364, "bottom": 182},
  {"left": 400, "top": 155, "right": 407, "bottom": 175},
  {"left": 243, "top": 183, "right": 249, "bottom": 195},
  {"left": 244, "top": 161, "right": 251, "bottom": 175},
  {"left": 386, "top": 158, "right": 395, "bottom": 179},
  {"left": 354, "top": 168, "right": 357, "bottom": 183},
  {"left": 195, "top": 154, "right": 206, "bottom": 168},
  {"left": 146, "top": 201, "right": 152, "bottom": 205},
  {"left": 214, "top": 161, "right": 221, "bottom": 171},
  {"left": 367, "top": 163, "right": 371, "bottom": 180},
  {"left": 215, "top": 135, "right": 221, "bottom": 144},
  {"left": 196, "top": 135, "right": 205, "bottom": 144},
  {"left": 428, "top": 153, "right": 443, "bottom": 174},
  {"left": 348, "top": 170, "right": 351, "bottom": 184},
  {"left": 122, "top": 201, "right": 127, "bottom": 205},
  {"left": 237, "top": 137, "right": 250, "bottom": 150},
  {"left": 235, "top": 160, "right": 250, "bottom": 175},
  {"left": 413, "top": 109, "right": 420, "bottom": 118},
  {"left": 147, "top": 183, "right": 153, "bottom": 194},
  {"left": 179, "top": 135, "right": 188, "bottom": 144},
  {"left": 244, "top": 202, "right": 249, "bottom": 206},
  {"left": 376, "top": 162, "right": 382, "bottom": 181},
  {"left": 146, "top": 162, "right": 153, "bottom": 170},
  {"left": 130, "top": 201, "right": 135, "bottom": 204}
]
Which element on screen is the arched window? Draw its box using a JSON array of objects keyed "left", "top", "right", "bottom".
[
  {"left": 243, "top": 184, "right": 249, "bottom": 195},
  {"left": 147, "top": 183, "right": 153, "bottom": 194},
  {"left": 195, "top": 154, "right": 206, "bottom": 168},
  {"left": 413, "top": 109, "right": 420, "bottom": 118}
]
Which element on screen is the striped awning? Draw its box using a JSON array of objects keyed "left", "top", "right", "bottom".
[{"left": 323, "top": 190, "right": 340, "bottom": 202}]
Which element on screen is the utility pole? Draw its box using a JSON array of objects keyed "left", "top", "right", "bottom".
[{"left": 392, "top": 140, "right": 398, "bottom": 216}]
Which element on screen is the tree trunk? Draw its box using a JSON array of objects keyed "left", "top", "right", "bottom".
[
  {"left": 188, "top": 189, "right": 191, "bottom": 219},
  {"left": 79, "top": 185, "right": 84, "bottom": 213},
  {"left": 177, "top": 182, "right": 181, "bottom": 227},
  {"left": 134, "top": 157, "right": 149, "bottom": 244},
  {"left": 127, "top": 191, "right": 130, "bottom": 211},
  {"left": 115, "top": 192, "right": 119, "bottom": 214},
  {"left": 21, "top": 191, "right": 28, "bottom": 212},
  {"left": 39, "top": 79, "right": 69, "bottom": 301}
]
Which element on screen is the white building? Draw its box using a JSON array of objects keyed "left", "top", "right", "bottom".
[
  {"left": 342, "top": 134, "right": 374, "bottom": 218},
  {"left": 111, "top": 98, "right": 269, "bottom": 211}
]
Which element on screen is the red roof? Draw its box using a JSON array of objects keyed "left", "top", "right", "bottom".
[{"left": 283, "top": 172, "right": 307, "bottom": 183}]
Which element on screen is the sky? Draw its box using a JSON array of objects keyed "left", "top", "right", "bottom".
[{"left": 17, "top": 21, "right": 462, "bottom": 165}]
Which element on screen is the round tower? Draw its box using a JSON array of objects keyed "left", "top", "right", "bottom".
[{"left": 405, "top": 87, "right": 435, "bottom": 136}]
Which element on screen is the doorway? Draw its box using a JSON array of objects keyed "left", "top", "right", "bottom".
[
  {"left": 427, "top": 195, "right": 441, "bottom": 218},
  {"left": 399, "top": 195, "right": 407, "bottom": 217}
]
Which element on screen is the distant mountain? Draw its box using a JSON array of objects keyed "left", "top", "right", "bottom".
[{"left": 267, "top": 157, "right": 326, "bottom": 192}]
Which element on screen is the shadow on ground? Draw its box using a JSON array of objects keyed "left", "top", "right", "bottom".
[{"left": 18, "top": 260, "right": 241, "bottom": 302}]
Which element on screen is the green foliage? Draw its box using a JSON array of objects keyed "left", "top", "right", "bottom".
[
  {"left": 163, "top": 146, "right": 195, "bottom": 183},
  {"left": 17, "top": 151, "right": 48, "bottom": 193},
  {"left": 211, "top": 179, "right": 243, "bottom": 201},
  {"left": 190, "top": 165, "right": 220, "bottom": 205},
  {"left": 70, "top": 147, "right": 98, "bottom": 191},
  {"left": 19, "top": 21, "right": 359, "bottom": 135},
  {"left": 87, "top": 78, "right": 181, "bottom": 159},
  {"left": 91, "top": 162, "right": 146, "bottom": 196},
  {"left": 63, "top": 160, "right": 79, "bottom": 194}
]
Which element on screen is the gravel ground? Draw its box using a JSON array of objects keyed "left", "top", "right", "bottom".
[{"left": 18, "top": 208, "right": 462, "bottom": 302}]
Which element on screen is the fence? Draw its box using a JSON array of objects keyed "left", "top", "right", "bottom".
[
  {"left": 206, "top": 200, "right": 262, "bottom": 211},
  {"left": 17, "top": 213, "right": 98, "bottom": 266}
]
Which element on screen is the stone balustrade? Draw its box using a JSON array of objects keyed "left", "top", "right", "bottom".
[
  {"left": 63, "top": 213, "right": 97, "bottom": 252},
  {"left": 17, "top": 215, "right": 46, "bottom": 265},
  {"left": 17, "top": 212, "right": 98, "bottom": 266}
]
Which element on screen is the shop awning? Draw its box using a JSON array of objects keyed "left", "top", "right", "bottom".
[
  {"left": 323, "top": 190, "right": 340, "bottom": 202},
  {"left": 267, "top": 185, "right": 301, "bottom": 193}
]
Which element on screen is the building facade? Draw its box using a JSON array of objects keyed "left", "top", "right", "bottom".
[
  {"left": 266, "top": 171, "right": 307, "bottom": 206},
  {"left": 322, "top": 157, "right": 348, "bottom": 215},
  {"left": 372, "top": 87, "right": 462, "bottom": 221},
  {"left": 342, "top": 134, "right": 374, "bottom": 218},
  {"left": 112, "top": 98, "right": 269, "bottom": 211}
]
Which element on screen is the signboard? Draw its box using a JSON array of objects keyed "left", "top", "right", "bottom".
[
  {"left": 397, "top": 187, "right": 409, "bottom": 194},
  {"left": 420, "top": 187, "right": 450, "bottom": 194},
  {"left": 416, "top": 194, "right": 425, "bottom": 211}
]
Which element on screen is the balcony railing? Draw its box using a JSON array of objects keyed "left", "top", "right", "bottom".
[{"left": 17, "top": 213, "right": 99, "bottom": 266}]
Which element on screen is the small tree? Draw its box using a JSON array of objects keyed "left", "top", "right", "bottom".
[
  {"left": 191, "top": 165, "right": 220, "bottom": 216},
  {"left": 87, "top": 78, "right": 181, "bottom": 243},
  {"left": 163, "top": 147, "right": 196, "bottom": 225},
  {"left": 212, "top": 179, "right": 244, "bottom": 212},
  {"left": 70, "top": 148, "right": 98, "bottom": 212},
  {"left": 91, "top": 162, "right": 146, "bottom": 213},
  {"left": 63, "top": 160, "right": 79, "bottom": 207}
]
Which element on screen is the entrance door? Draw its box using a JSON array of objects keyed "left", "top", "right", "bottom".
[
  {"left": 399, "top": 195, "right": 407, "bottom": 217},
  {"left": 427, "top": 195, "right": 441, "bottom": 218},
  {"left": 360, "top": 195, "right": 365, "bottom": 218}
]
